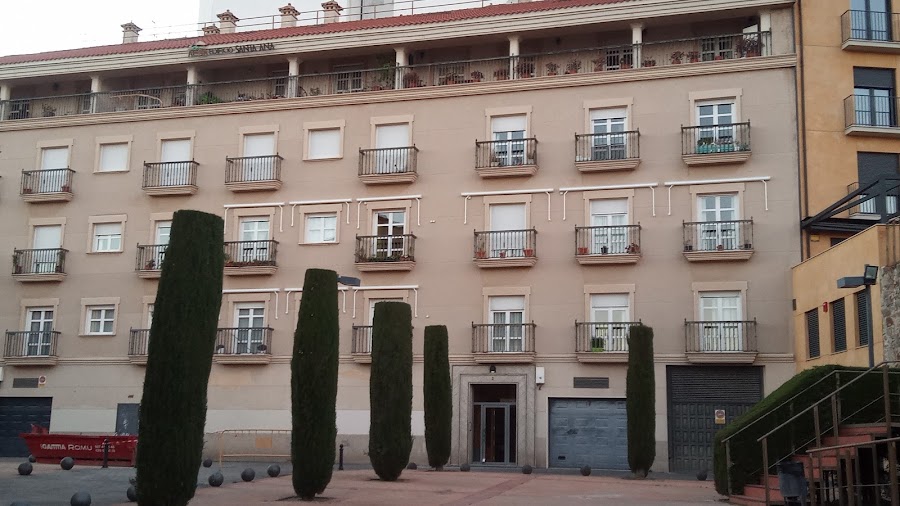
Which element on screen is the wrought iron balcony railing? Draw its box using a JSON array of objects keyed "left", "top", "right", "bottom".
[
  {"left": 575, "top": 321, "right": 642, "bottom": 353},
  {"left": 475, "top": 138, "right": 537, "bottom": 168},
  {"left": 225, "top": 155, "right": 283, "bottom": 183},
  {"left": 355, "top": 235, "right": 416, "bottom": 263},
  {"left": 575, "top": 225, "right": 641, "bottom": 256},
  {"left": 684, "top": 320, "right": 758, "bottom": 353},
  {"left": 682, "top": 220, "right": 754, "bottom": 252},
  {"left": 472, "top": 323, "right": 536, "bottom": 354},
  {"left": 359, "top": 146, "right": 418, "bottom": 176},
  {"left": 224, "top": 240, "right": 278, "bottom": 267},
  {"left": 12, "top": 248, "right": 68, "bottom": 275},
  {"left": 575, "top": 131, "right": 640, "bottom": 162},
  {"left": 20, "top": 168, "right": 75, "bottom": 195},
  {"left": 352, "top": 325, "right": 373, "bottom": 355},
  {"left": 841, "top": 10, "right": 900, "bottom": 44},
  {"left": 136, "top": 244, "right": 168, "bottom": 271},
  {"left": 129, "top": 329, "right": 150, "bottom": 356},
  {"left": 844, "top": 94, "right": 900, "bottom": 129},
  {"left": 474, "top": 229, "right": 537, "bottom": 260},
  {"left": 4, "top": 330, "right": 60, "bottom": 358},
  {"left": 215, "top": 327, "right": 273, "bottom": 355},
  {"left": 142, "top": 161, "right": 198, "bottom": 188},
  {"left": 681, "top": 122, "right": 751, "bottom": 155}
]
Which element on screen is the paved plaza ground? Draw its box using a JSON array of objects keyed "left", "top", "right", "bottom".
[{"left": 1, "top": 459, "right": 727, "bottom": 505}]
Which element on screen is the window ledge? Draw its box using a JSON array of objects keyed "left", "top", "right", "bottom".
[
  {"left": 21, "top": 191, "right": 73, "bottom": 203},
  {"left": 575, "top": 351, "right": 629, "bottom": 363},
  {"left": 80, "top": 333, "right": 117, "bottom": 337},
  {"left": 682, "top": 151, "right": 751, "bottom": 166},
  {"left": 575, "top": 158, "right": 640, "bottom": 172},
  {"left": 474, "top": 257, "right": 537, "bottom": 269},
  {"left": 359, "top": 172, "right": 418, "bottom": 185},
  {"left": 213, "top": 354, "right": 272, "bottom": 365},
  {"left": 225, "top": 180, "right": 283, "bottom": 192},
  {"left": 355, "top": 260, "right": 415, "bottom": 272},
  {"left": 88, "top": 250, "right": 124, "bottom": 255},
  {"left": 4, "top": 356, "right": 59, "bottom": 367},
  {"left": 143, "top": 185, "right": 198, "bottom": 196},
  {"left": 300, "top": 242, "right": 340, "bottom": 246},
  {"left": 137, "top": 269, "right": 162, "bottom": 279},
  {"left": 475, "top": 164, "right": 538, "bottom": 178},
  {"left": 845, "top": 125, "right": 900, "bottom": 138},
  {"left": 224, "top": 265, "right": 278, "bottom": 276},
  {"left": 13, "top": 273, "right": 66, "bottom": 283},
  {"left": 472, "top": 352, "right": 535, "bottom": 364},
  {"left": 685, "top": 351, "right": 757, "bottom": 364},
  {"left": 351, "top": 353, "right": 372, "bottom": 364},
  {"left": 576, "top": 253, "right": 640, "bottom": 265},
  {"left": 304, "top": 156, "right": 343, "bottom": 162},
  {"left": 128, "top": 355, "right": 148, "bottom": 365},
  {"left": 93, "top": 170, "right": 130, "bottom": 174},
  {"left": 683, "top": 250, "right": 753, "bottom": 262}
]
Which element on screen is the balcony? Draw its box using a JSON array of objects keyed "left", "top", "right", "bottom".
[
  {"left": 473, "top": 230, "right": 537, "bottom": 268},
  {"left": 20, "top": 169, "right": 75, "bottom": 203},
  {"left": 843, "top": 94, "right": 900, "bottom": 137},
  {"left": 135, "top": 244, "right": 167, "bottom": 279},
  {"left": 575, "top": 225, "right": 641, "bottom": 265},
  {"left": 224, "top": 240, "right": 278, "bottom": 276},
  {"left": 358, "top": 146, "right": 419, "bottom": 185},
  {"left": 213, "top": 327, "right": 273, "bottom": 364},
  {"left": 128, "top": 329, "right": 150, "bottom": 365},
  {"left": 682, "top": 220, "right": 754, "bottom": 262},
  {"left": 351, "top": 325, "right": 373, "bottom": 364},
  {"left": 471, "top": 323, "right": 536, "bottom": 364},
  {"left": 3, "top": 331, "right": 59, "bottom": 366},
  {"left": 684, "top": 320, "right": 758, "bottom": 363},
  {"left": 574, "top": 131, "right": 640, "bottom": 172},
  {"left": 841, "top": 10, "right": 900, "bottom": 52},
  {"left": 574, "top": 321, "right": 641, "bottom": 363},
  {"left": 847, "top": 182, "right": 898, "bottom": 218},
  {"left": 354, "top": 235, "right": 416, "bottom": 272},
  {"left": 224, "top": 155, "right": 283, "bottom": 192},
  {"left": 681, "top": 122, "right": 751, "bottom": 166},
  {"left": 475, "top": 138, "right": 538, "bottom": 178},
  {"left": 142, "top": 161, "right": 198, "bottom": 196},
  {"left": 12, "top": 248, "right": 68, "bottom": 282}
]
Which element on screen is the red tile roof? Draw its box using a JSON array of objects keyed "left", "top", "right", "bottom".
[{"left": 0, "top": 0, "right": 630, "bottom": 65}]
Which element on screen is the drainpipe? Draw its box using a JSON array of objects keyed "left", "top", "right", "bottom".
[{"left": 796, "top": 0, "right": 811, "bottom": 259}]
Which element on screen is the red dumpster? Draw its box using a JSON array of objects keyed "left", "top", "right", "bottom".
[{"left": 20, "top": 426, "right": 137, "bottom": 466}]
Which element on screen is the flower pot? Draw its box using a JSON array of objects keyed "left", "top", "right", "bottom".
[
  {"left": 716, "top": 244, "right": 725, "bottom": 251},
  {"left": 577, "top": 247, "right": 589, "bottom": 255},
  {"left": 523, "top": 248, "right": 534, "bottom": 257},
  {"left": 476, "top": 251, "right": 487, "bottom": 259},
  {"left": 499, "top": 251, "right": 507, "bottom": 258},
  {"left": 600, "top": 246, "right": 609, "bottom": 255}
]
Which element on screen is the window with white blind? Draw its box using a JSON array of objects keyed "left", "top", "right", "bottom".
[
  {"left": 160, "top": 139, "right": 191, "bottom": 162},
  {"left": 588, "top": 108, "right": 628, "bottom": 161},
  {"left": 85, "top": 306, "right": 116, "bottom": 335},
  {"left": 308, "top": 129, "right": 342, "bottom": 159},
  {"left": 488, "top": 295, "right": 525, "bottom": 352},
  {"left": 93, "top": 222, "right": 123, "bottom": 252},
  {"left": 589, "top": 199, "right": 629, "bottom": 254},
  {"left": 98, "top": 143, "right": 129, "bottom": 172},
  {"left": 491, "top": 115, "right": 528, "bottom": 166}
]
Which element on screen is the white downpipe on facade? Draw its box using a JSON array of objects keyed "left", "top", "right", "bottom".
[
  {"left": 461, "top": 188, "right": 554, "bottom": 224},
  {"left": 663, "top": 176, "right": 770, "bottom": 215},
  {"left": 558, "top": 183, "right": 658, "bottom": 220},
  {"left": 284, "top": 287, "right": 349, "bottom": 314},
  {"left": 288, "top": 199, "right": 352, "bottom": 226},
  {"left": 223, "top": 202, "right": 286, "bottom": 232},
  {"left": 351, "top": 285, "right": 419, "bottom": 318},
  {"left": 222, "top": 288, "right": 281, "bottom": 320},
  {"left": 356, "top": 195, "right": 422, "bottom": 229}
]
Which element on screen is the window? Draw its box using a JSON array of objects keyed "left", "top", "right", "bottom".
[
  {"left": 589, "top": 293, "right": 630, "bottom": 352},
  {"left": 41, "top": 146, "right": 69, "bottom": 170},
  {"left": 147, "top": 304, "right": 155, "bottom": 328},
  {"left": 305, "top": 214, "right": 337, "bottom": 243},
  {"left": 37, "top": 146, "right": 69, "bottom": 192},
  {"left": 160, "top": 138, "right": 191, "bottom": 162},
  {"left": 335, "top": 64, "right": 364, "bottom": 93},
  {"left": 587, "top": 108, "right": 627, "bottom": 161},
  {"left": 86, "top": 306, "right": 116, "bottom": 335},
  {"left": 856, "top": 152, "right": 899, "bottom": 214},
  {"left": 236, "top": 218, "right": 271, "bottom": 262},
  {"left": 373, "top": 210, "right": 407, "bottom": 257},
  {"left": 856, "top": 290, "right": 871, "bottom": 346},
  {"left": 853, "top": 67, "right": 896, "bottom": 127},
  {"left": 850, "top": 0, "right": 891, "bottom": 41},
  {"left": 697, "top": 194, "right": 740, "bottom": 251},
  {"left": 491, "top": 115, "right": 528, "bottom": 166},
  {"left": 373, "top": 124, "right": 411, "bottom": 173},
  {"left": 98, "top": 143, "right": 129, "bottom": 172},
  {"left": 700, "top": 36, "right": 735, "bottom": 61},
  {"left": 489, "top": 296, "right": 525, "bottom": 352},
  {"left": 308, "top": 129, "right": 342, "bottom": 159},
  {"left": 603, "top": 46, "right": 634, "bottom": 70},
  {"left": 234, "top": 303, "right": 266, "bottom": 354},
  {"left": 369, "top": 298, "right": 403, "bottom": 325},
  {"left": 157, "top": 138, "right": 193, "bottom": 186},
  {"left": 25, "top": 308, "right": 54, "bottom": 356},
  {"left": 155, "top": 221, "right": 172, "bottom": 246},
  {"left": 832, "top": 298, "right": 847, "bottom": 353},
  {"left": 31, "top": 225, "right": 63, "bottom": 273},
  {"left": 93, "top": 222, "right": 123, "bottom": 252},
  {"left": 697, "top": 101, "right": 736, "bottom": 144},
  {"left": 699, "top": 291, "right": 742, "bottom": 351},
  {"left": 807, "top": 308, "right": 821, "bottom": 358},
  {"left": 589, "top": 199, "right": 628, "bottom": 254},
  {"left": 487, "top": 203, "right": 527, "bottom": 258},
  {"left": 240, "top": 132, "right": 277, "bottom": 180}
]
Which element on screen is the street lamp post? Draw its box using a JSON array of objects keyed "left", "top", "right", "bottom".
[{"left": 837, "top": 264, "right": 879, "bottom": 367}]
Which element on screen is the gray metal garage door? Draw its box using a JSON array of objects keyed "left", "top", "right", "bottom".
[
  {"left": 0, "top": 397, "right": 52, "bottom": 457},
  {"left": 549, "top": 398, "right": 628, "bottom": 470},
  {"left": 667, "top": 366, "right": 762, "bottom": 474}
]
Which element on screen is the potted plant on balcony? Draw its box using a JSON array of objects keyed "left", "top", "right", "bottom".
[
  {"left": 42, "top": 104, "right": 57, "bottom": 117},
  {"left": 475, "top": 249, "right": 487, "bottom": 259},
  {"left": 490, "top": 152, "right": 502, "bottom": 167},
  {"left": 716, "top": 244, "right": 725, "bottom": 251},
  {"left": 696, "top": 137, "right": 714, "bottom": 154},
  {"left": 600, "top": 245, "right": 609, "bottom": 255},
  {"left": 523, "top": 248, "right": 534, "bottom": 257},
  {"left": 470, "top": 70, "right": 484, "bottom": 82},
  {"left": 402, "top": 71, "right": 422, "bottom": 88},
  {"left": 591, "top": 58, "right": 605, "bottom": 72},
  {"left": 577, "top": 246, "right": 589, "bottom": 255},
  {"left": 546, "top": 62, "right": 559, "bottom": 76},
  {"left": 61, "top": 184, "right": 71, "bottom": 193},
  {"left": 515, "top": 61, "right": 535, "bottom": 78},
  {"left": 642, "top": 59, "right": 657, "bottom": 67},
  {"left": 22, "top": 187, "right": 33, "bottom": 194},
  {"left": 14, "top": 264, "right": 22, "bottom": 274},
  {"left": 737, "top": 37, "right": 761, "bottom": 57},
  {"left": 670, "top": 51, "right": 685, "bottom": 64},
  {"left": 198, "top": 91, "right": 223, "bottom": 104},
  {"left": 626, "top": 243, "right": 641, "bottom": 254},
  {"left": 498, "top": 250, "right": 507, "bottom": 258},
  {"left": 683, "top": 241, "right": 693, "bottom": 252},
  {"left": 687, "top": 51, "right": 701, "bottom": 63},
  {"left": 620, "top": 62, "right": 633, "bottom": 69},
  {"left": 565, "top": 59, "right": 582, "bottom": 74},
  {"left": 591, "top": 337, "right": 606, "bottom": 352},
  {"left": 144, "top": 259, "right": 156, "bottom": 270},
  {"left": 493, "top": 68, "right": 510, "bottom": 80}
]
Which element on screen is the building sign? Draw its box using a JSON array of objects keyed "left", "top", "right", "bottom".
[
  {"left": 189, "top": 43, "right": 276, "bottom": 57},
  {"left": 714, "top": 409, "right": 726, "bottom": 425}
]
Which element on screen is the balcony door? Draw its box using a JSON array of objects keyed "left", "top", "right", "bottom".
[
  {"left": 335, "top": 64, "right": 364, "bottom": 93},
  {"left": 696, "top": 102, "right": 735, "bottom": 147},
  {"left": 699, "top": 292, "right": 742, "bottom": 351},
  {"left": 491, "top": 115, "right": 527, "bottom": 166},
  {"left": 31, "top": 225, "right": 62, "bottom": 274},
  {"left": 489, "top": 204, "right": 526, "bottom": 258},
  {"left": 590, "top": 294, "right": 629, "bottom": 352},
  {"left": 39, "top": 147, "right": 68, "bottom": 192},
  {"left": 853, "top": 67, "right": 896, "bottom": 127},
  {"left": 697, "top": 195, "right": 739, "bottom": 251},
  {"left": 374, "top": 124, "right": 410, "bottom": 173},
  {"left": 239, "top": 218, "right": 270, "bottom": 262},
  {"left": 373, "top": 210, "right": 407, "bottom": 258},
  {"left": 234, "top": 304, "right": 265, "bottom": 354},
  {"left": 160, "top": 139, "right": 191, "bottom": 186},
  {"left": 489, "top": 296, "right": 525, "bottom": 353},
  {"left": 590, "top": 199, "right": 628, "bottom": 254},
  {"left": 154, "top": 221, "right": 171, "bottom": 266},
  {"left": 589, "top": 108, "right": 627, "bottom": 161},
  {"left": 242, "top": 133, "right": 276, "bottom": 181},
  {"left": 26, "top": 308, "right": 54, "bottom": 356},
  {"left": 851, "top": 0, "right": 890, "bottom": 41}
]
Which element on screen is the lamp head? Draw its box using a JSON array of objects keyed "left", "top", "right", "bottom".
[
  {"left": 337, "top": 275, "right": 361, "bottom": 287},
  {"left": 489, "top": 364, "right": 497, "bottom": 374},
  {"left": 864, "top": 264, "right": 879, "bottom": 284}
]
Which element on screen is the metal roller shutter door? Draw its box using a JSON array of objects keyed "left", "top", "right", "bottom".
[
  {"left": 549, "top": 398, "right": 628, "bottom": 470},
  {"left": 0, "top": 397, "right": 52, "bottom": 457}
]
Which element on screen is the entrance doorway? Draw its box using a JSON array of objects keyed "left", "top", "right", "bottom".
[{"left": 472, "top": 384, "right": 517, "bottom": 465}]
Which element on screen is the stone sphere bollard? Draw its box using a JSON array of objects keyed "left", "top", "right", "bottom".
[
  {"left": 267, "top": 464, "right": 281, "bottom": 478},
  {"left": 580, "top": 465, "right": 591, "bottom": 476},
  {"left": 70, "top": 491, "right": 92, "bottom": 506},
  {"left": 460, "top": 463, "right": 470, "bottom": 472},
  {"left": 126, "top": 485, "right": 138, "bottom": 502},
  {"left": 60, "top": 457, "right": 75, "bottom": 470},
  {"left": 696, "top": 469, "right": 708, "bottom": 481},
  {"left": 241, "top": 468, "right": 256, "bottom": 482},
  {"left": 521, "top": 465, "right": 533, "bottom": 475},
  {"left": 202, "top": 458, "right": 213, "bottom": 468},
  {"left": 28, "top": 455, "right": 36, "bottom": 463},
  {"left": 18, "top": 462, "right": 33, "bottom": 476},
  {"left": 208, "top": 472, "right": 224, "bottom": 487},
  {"left": 406, "top": 462, "right": 417, "bottom": 470}
]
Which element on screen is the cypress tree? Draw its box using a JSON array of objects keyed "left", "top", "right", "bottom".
[
  {"left": 291, "top": 269, "right": 339, "bottom": 500},
  {"left": 136, "top": 210, "right": 224, "bottom": 506},
  {"left": 626, "top": 324, "right": 656, "bottom": 478},
  {"left": 423, "top": 325, "right": 451, "bottom": 471},
  {"left": 368, "top": 301, "right": 413, "bottom": 481}
]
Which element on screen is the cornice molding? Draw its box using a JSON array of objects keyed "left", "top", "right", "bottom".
[{"left": 0, "top": 55, "right": 796, "bottom": 133}]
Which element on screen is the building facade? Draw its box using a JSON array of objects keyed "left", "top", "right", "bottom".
[{"left": 0, "top": 0, "right": 799, "bottom": 474}]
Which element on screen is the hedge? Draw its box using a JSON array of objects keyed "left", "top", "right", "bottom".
[
  {"left": 424, "top": 325, "right": 451, "bottom": 470},
  {"left": 626, "top": 324, "right": 655, "bottom": 477}
]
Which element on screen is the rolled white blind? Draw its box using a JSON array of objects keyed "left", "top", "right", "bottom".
[
  {"left": 491, "top": 114, "right": 526, "bottom": 133},
  {"left": 490, "top": 296, "right": 525, "bottom": 311},
  {"left": 41, "top": 147, "right": 69, "bottom": 169},
  {"left": 308, "top": 129, "right": 341, "bottom": 159},
  {"left": 99, "top": 143, "right": 129, "bottom": 172},
  {"left": 591, "top": 293, "right": 628, "bottom": 308},
  {"left": 243, "top": 133, "right": 276, "bottom": 157},
  {"left": 589, "top": 107, "right": 627, "bottom": 121},
  {"left": 590, "top": 198, "right": 627, "bottom": 215},
  {"left": 160, "top": 139, "right": 191, "bottom": 162}
]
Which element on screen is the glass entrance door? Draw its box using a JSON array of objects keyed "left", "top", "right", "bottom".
[{"left": 474, "top": 403, "right": 517, "bottom": 464}]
